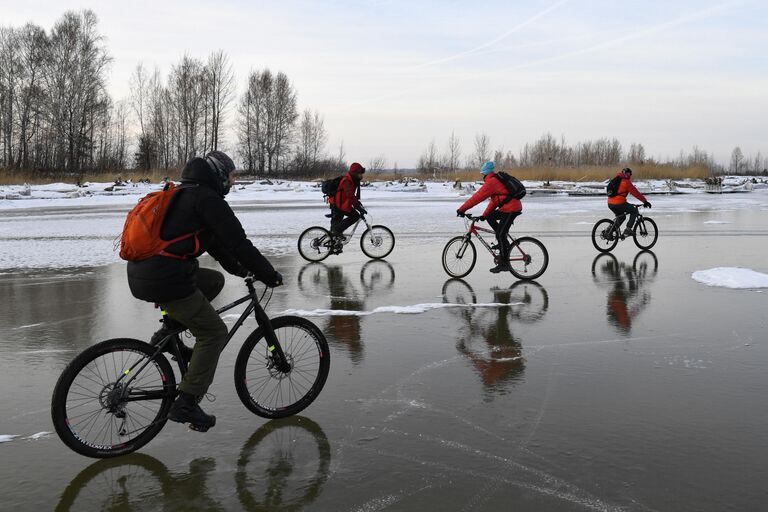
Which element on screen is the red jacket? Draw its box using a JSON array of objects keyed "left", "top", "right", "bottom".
[
  {"left": 608, "top": 173, "right": 647, "bottom": 205},
  {"left": 458, "top": 173, "right": 522, "bottom": 217},
  {"left": 331, "top": 172, "right": 361, "bottom": 213}
]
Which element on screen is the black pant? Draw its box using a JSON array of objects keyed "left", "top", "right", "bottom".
[
  {"left": 330, "top": 208, "right": 360, "bottom": 235},
  {"left": 486, "top": 211, "right": 520, "bottom": 262},
  {"left": 609, "top": 203, "right": 639, "bottom": 230}
]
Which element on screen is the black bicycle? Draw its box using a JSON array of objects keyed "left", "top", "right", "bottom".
[
  {"left": 298, "top": 213, "right": 395, "bottom": 262},
  {"left": 591, "top": 210, "right": 658, "bottom": 253},
  {"left": 51, "top": 276, "right": 330, "bottom": 458}
]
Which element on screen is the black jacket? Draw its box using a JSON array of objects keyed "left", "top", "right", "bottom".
[{"left": 127, "top": 158, "right": 277, "bottom": 303}]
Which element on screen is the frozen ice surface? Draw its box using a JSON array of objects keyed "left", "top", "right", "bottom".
[{"left": 691, "top": 267, "right": 768, "bottom": 288}]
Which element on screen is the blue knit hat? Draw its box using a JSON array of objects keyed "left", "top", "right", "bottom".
[{"left": 480, "top": 161, "right": 495, "bottom": 175}]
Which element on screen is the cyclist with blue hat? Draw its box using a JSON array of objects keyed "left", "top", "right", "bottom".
[{"left": 456, "top": 161, "right": 523, "bottom": 273}]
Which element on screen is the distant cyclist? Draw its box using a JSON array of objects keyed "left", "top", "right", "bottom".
[
  {"left": 608, "top": 167, "right": 652, "bottom": 237},
  {"left": 328, "top": 162, "right": 367, "bottom": 253},
  {"left": 456, "top": 161, "right": 522, "bottom": 273}
]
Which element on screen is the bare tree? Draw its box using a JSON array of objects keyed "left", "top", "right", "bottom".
[
  {"left": 417, "top": 139, "right": 439, "bottom": 175},
  {"left": 368, "top": 154, "right": 387, "bottom": 172},
  {"left": 729, "top": 147, "right": 744, "bottom": 174},
  {"left": 473, "top": 132, "right": 490, "bottom": 167},
  {"left": 205, "top": 50, "right": 234, "bottom": 151},
  {"left": 294, "top": 108, "right": 327, "bottom": 173},
  {"left": 445, "top": 130, "right": 461, "bottom": 173}
]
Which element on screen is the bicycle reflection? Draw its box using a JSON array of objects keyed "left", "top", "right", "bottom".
[
  {"left": 298, "top": 260, "right": 395, "bottom": 364},
  {"left": 442, "top": 279, "right": 549, "bottom": 397},
  {"left": 591, "top": 251, "right": 657, "bottom": 335},
  {"left": 55, "top": 416, "right": 330, "bottom": 512}
]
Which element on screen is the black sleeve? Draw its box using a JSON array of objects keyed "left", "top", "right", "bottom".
[
  {"left": 207, "top": 239, "right": 247, "bottom": 277},
  {"left": 198, "top": 193, "right": 277, "bottom": 282}
]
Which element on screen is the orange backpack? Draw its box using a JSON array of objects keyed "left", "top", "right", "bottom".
[{"left": 118, "top": 182, "right": 200, "bottom": 262}]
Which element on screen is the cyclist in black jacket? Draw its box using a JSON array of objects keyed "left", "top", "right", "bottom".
[{"left": 127, "top": 151, "right": 282, "bottom": 431}]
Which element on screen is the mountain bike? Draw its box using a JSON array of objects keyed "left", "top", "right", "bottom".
[
  {"left": 442, "top": 213, "right": 548, "bottom": 280},
  {"left": 298, "top": 213, "right": 395, "bottom": 262},
  {"left": 51, "top": 276, "right": 330, "bottom": 459},
  {"left": 591, "top": 210, "right": 658, "bottom": 253}
]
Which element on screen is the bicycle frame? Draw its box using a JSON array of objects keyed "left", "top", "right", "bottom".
[
  {"left": 116, "top": 277, "right": 287, "bottom": 401},
  {"left": 462, "top": 215, "right": 528, "bottom": 262},
  {"left": 610, "top": 211, "right": 649, "bottom": 236},
  {"left": 338, "top": 215, "right": 373, "bottom": 246}
]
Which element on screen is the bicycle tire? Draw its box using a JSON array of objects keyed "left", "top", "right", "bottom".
[
  {"left": 360, "top": 259, "right": 395, "bottom": 292},
  {"left": 360, "top": 225, "right": 395, "bottom": 259},
  {"left": 298, "top": 226, "right": 333, "bottom": 262},
  {"left": 508, "top": 237, "right": 548, "bottom": 280},
  {"left": 442, "top": 236, "right": 477, "bottom": 278},
  {"left": 633, "top": 217, "right": 658, "bottom": 250},
  {"left": 234, "top": 316, "right": 330, "bottom": 419},
  {"left": 55, "top": 453, "right": 168, "bottom": 511},
  {"left": 51, "top": 338, "right": 176, "bottom": 458},
  {"left": 592, "top": 219, "right": 619, "bottom": 253},
  {"left": 235, "top": 416, "right": 331, "bottom": 512}
]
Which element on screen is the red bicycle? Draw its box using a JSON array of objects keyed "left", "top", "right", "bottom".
[{"left": 442, "top": 213, "right": 548, "bottom": 280}]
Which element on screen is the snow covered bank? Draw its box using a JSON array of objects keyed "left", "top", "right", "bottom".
[{"left": 691, "top": 267, "right": 768, "bottom": 288}]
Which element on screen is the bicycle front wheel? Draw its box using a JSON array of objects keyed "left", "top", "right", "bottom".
[
  {"left": 508, "top": 237, "right": 549, "bottom": 280},
  {"left": 442, "top": 236, "right": 476, "bottom": 278},
  {"left": 633, "top": 217, "right": 658, "bottom": 250},
  {"left": 235, "top": 316, "right": 330, "bottom": 419},
  {"left": 592, "top": 219, "right": 619, "bottom": 253},
  {"left": 360, "top": 225, "right": 395, "bottom": 259},
  {"left": 298, "top": 226, "right": 333, "bottom": 262},
  {"left": 51, "top": 338, "right": 176, "bottom": 458}
]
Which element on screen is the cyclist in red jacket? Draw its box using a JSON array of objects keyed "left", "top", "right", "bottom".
[
  {"left": 328, "top": 162, "right": 367, "bottom": 253},
  {"left": 608, "top": 168, "right": 652, "bottom": 237},
  {"left": 456, "top": 161, "right": 522, "bottom": 273}
]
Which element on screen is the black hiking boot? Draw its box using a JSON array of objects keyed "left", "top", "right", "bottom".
[
  {"left": 168, "top": 392, "right": 216, "bottom": 432},
  {"left": 150, "top": 321, "right": 194, "bottom": 363},
  {"left": 489, "top": 263, "right": 511, "bottom": 273}
]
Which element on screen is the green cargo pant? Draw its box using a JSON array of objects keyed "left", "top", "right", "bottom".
[{"left": 159, "top": 268, "right": 227, "bottom": 396}]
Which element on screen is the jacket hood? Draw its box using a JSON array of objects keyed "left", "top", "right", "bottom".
[{"left": 181, "top": 157, "right": 224, "bottom": 195}]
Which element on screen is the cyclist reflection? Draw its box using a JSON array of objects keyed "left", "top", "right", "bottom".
[
  {"left": 56, "top": 416, "right": 330, "bottom": 512},
  {"left": 298, "top": 261, "right": 395, "bottom": 364},
  {"left": 442, "top": 279, "right": 549, "bottom": 397},
  {"left": 592, "top": 251, "right": 657, "bottom": 335}
]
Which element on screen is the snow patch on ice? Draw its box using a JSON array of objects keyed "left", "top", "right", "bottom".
[
  {"left": 280, "top": 302, "right": 520, "bottom": 317},
  {"left": 692, "top": 267, "right": 768, "bottom": 288},
  {"left": 0, "top": 435, "right": 19, "bottom": 443},
  {"left": 703, "top": 220, "right": 730, "bottom": 224}
]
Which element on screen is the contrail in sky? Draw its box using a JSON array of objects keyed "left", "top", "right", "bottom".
[
  {"left": 344, "top": 1, "right": 737, "bottom": 109},
  {"left": 404, "top": 0, "right": 572, "bottom": 71}
]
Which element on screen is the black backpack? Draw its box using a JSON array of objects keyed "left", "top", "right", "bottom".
[
  {"left": 494, "top": 171, "right": 526, "bottom": 203},
  {"left": 606, "top": 175, "right": 622, "bottom": 197},
  {"left": 321, "top": 175, "right": 343, "bottom": 198}
]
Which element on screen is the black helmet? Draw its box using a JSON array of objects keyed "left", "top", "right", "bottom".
[
  {"left": 205, "top": 150, "right": 236, "bottom": 195},
  {"left": 622, "top": 167, "right": 632, "bottom": 176}
]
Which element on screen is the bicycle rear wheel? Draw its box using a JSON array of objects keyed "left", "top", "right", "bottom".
[
  {"left": 507, "top": 237, "right": 548, "bottom": 280},
  {"left": 633, "top": 217, "right": 658, "bottom": 250},
  {"left": 592, "top": 219, "right": 620, "bottom": 253},
  {"left": 442, "top": 236, "right": 476, "bottom": 278},
  {"left": 51, "top": 338, "right": 176, "bottom": 458},
  {"left": 360, "top": 225, "right": 395, "bottom": 259},
  {"left": 298, "top": 226, "right": 333, "bottom": 262},
  {"left": 235, "top": 316, "right": 330, "bottom": 419}
]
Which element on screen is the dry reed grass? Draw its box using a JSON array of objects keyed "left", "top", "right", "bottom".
[
  {"left": 1, "top": 164, "right": 711, "bottom": 186},
  {"left": 373, "top": 164, "right": 710, "bottom": 183}
]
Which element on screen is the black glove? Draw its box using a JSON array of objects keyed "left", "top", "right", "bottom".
[
  {"left": 456, "top": 209, "right": 465, "bottom": 217},
  {"left": 643, "top": 202, "right": 652, "bottom": 208},
  {"left": 476, "top": 215, "right": 486, "bottom": 221},
  {"left": 235, "top": 265, "right": 249, "bottom": 278},
  {"left": 357, "top": 206, "right": 367, "bottom": 215},
  {"left": 265, "top": 271, "right": 283, "bottom": 288}
]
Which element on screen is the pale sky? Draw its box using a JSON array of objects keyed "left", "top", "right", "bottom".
[{"left": 2, "top": 0, "right": 766, "bottom": 168}]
